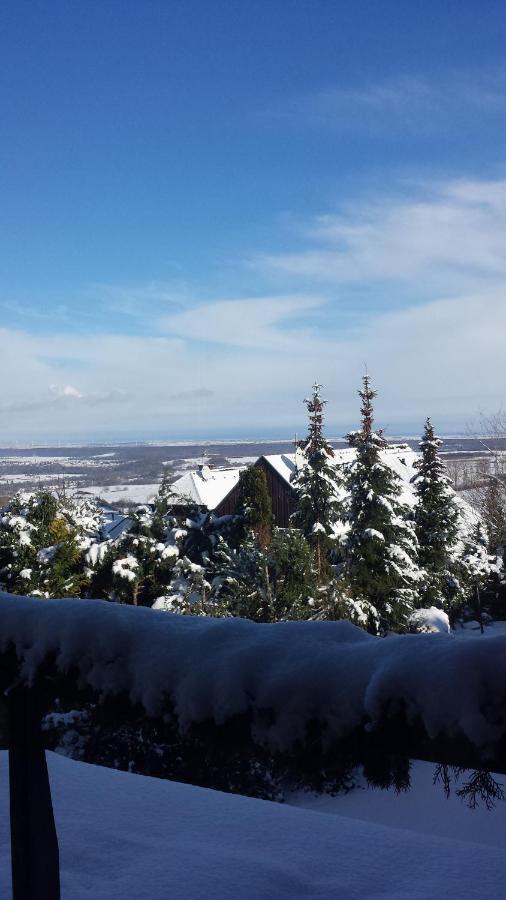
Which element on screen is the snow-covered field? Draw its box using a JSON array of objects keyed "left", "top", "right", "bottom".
[
  {"left": 81, "top": 483, "right": 161, "bottom": 505},
  {"left": 1, "top": 752, "right": 505, "bottom": 899},
  {"left": 0, "top": 455, "right": 118, "bottom": 468}
]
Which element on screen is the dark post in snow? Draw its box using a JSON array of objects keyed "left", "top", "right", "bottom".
[
  {"left": 8, "top": 685, "right": 60, "bottom": 900},
  {"left": 476, "top": 577, "right": 484, "bottom": 635}
]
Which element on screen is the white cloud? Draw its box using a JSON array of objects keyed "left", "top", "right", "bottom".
[
  {"left": 2, "top": 175, "right": 506, "bottom": 439},
  {"left": 0, "top": 283, "right": 505, "bottom": 440},
  {"left": 160, "top": 295, "right": 325, "bottom": 350},
  {"left": 50, "top": 384, "right": 83, "bottom": 400},
  {"left": 258, "top": 178, "right": 506, "bottom": 294}
]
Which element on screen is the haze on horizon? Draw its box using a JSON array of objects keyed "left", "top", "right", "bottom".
[{"left": 1, "top": 1, "right": 505, "bottom": 443}]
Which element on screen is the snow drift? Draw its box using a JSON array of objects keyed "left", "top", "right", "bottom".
[{"left": 1, "top": 751, "right": 505, "bottom": 899}]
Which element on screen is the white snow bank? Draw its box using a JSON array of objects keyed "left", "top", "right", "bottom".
[
  {"left": 1, "top": 752, "right": 505, "bottom": 899},
  {"left": 2, "top": 593, "right": 506, "bottom": 755}
]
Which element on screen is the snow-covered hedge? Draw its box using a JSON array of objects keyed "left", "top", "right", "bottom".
[{"left": 1, "top": 591, "right": 506, "bottom": 762}]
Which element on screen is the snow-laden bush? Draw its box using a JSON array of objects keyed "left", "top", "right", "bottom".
[
  {"left": 408, "top": 607, "right": 450, "bottom": 634},
  {"left": 0, "top": 490, "right": 103, "bottom": 597}
]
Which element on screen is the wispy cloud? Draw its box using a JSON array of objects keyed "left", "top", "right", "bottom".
[
  {"left": 1, "top": 283, "right": 505, "bottom": 439},
  {"left": 268, "top": 68, "right": 506, "bottom": 137},
  {"left": 160, "top": 295, "right": 326, "bottom": 350},
  {"left": 256, "top": 178, "right": 506, "bottom": 296},
  {"left": 2, "top": 174, "right": 506, "bottom": 439},
  {"left": 168, "top": 388, "right": 214, "bottom": 402},
  {"left": 3, "top": 384, "right": 132, "bottom": 415},
  {"left": 89, "top": 280, "right": 195, "bottom": 319}
]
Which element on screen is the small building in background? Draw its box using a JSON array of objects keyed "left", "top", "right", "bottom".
[
  {"left": 166, "top": 444, "right": 420, "bottom": 528},
  {"left": 168, "top": 463, "right": 245, "bottom": 516}
]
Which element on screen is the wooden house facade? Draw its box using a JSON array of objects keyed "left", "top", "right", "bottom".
[{"left": 214, "top": 455, "right": 297, "bottom": 527}]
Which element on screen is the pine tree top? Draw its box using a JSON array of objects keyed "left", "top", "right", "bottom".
[
  {"left": 299, "top": 381, "right": 335, "bottom": 460},
  {"left": 359, "top": 374, "right": 377, "bottom": 438},
  {"left": 418, "top": 417, "right": 443, "bottom": 451},
  {"left": 347, "top": 373, "right": 385, "bottom": 450}
]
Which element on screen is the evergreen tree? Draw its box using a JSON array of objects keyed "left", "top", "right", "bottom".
[
  {"left": 481, "top": 473, "right": 506, "bottom": 551},
  {"left": 236, "top": 466, "right": 272, "bottom": 548},
  {"left": 291, "top": 382, "right": 342, "bottom": 580},
  {"left": 413, "top": 418, "right": 460, "bottom": 609},
  {"left": 216, "top": 527, "right": 316, "bottom": 622},
  {"left": 88, "top": 504, "right": 181, "bottom": 606},
  {"left": 218, "top": 532, "right": 272, "bottom": 621},
  {"left": 342, "top": 375, "right": 421, "bottom": 633},
  {"left": 267, "top": 528, "right": 317, "bottom": 620}
]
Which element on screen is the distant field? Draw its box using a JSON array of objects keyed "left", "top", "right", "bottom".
[{"left": 0, "top": 437, "right": 504, "bottom": 504}]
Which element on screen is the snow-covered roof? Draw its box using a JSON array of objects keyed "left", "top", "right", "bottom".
[
  {"left": 262, "top": 453, "right": 298, "bottom": 483},
  {"left": 100, "top": 515, "right": 134, "bottom": 542},
  {"left": 263, "top": 444, "right": 419, "bottom": 503},
  {"left": 169, "top": 465, "right": 244, "bottom": 509}
]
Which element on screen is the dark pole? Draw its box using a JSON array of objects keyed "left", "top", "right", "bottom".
[
  {"left": 476, "top": 578, "right": 484, "bottom": 635},
  {"left": 8, "top": 685, "right": 60, "bottom": 900}
]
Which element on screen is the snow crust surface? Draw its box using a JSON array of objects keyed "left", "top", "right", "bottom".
[
  {"left": 289, "top": 758, "right": 506, "bottom": 850},
  {"left": 1, "top": 752, "right": 505, "bottom": 899}
]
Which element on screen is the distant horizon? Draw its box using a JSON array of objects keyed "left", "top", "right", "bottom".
[{"left": 0, "top": 429, "right": 495, "bottom": 450}]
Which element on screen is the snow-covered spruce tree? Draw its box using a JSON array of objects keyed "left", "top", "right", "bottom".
[
  {"left": 412, "top": 418, "right": 460, "bottom": 609},
  {"left": 342, "top": 375, "right": 421, "bottom": 633},
  {"left": 454, "top": 520, "right": 503, "bottom": 622},
  {"left": 291, "top": 382, "right": 342, "bottom": 581},
  {"left": 481, "top": 473, "right": 506, "bottom": 551},
  {"left": 267, "top": 528, "right": 317, "bottom": 620}
]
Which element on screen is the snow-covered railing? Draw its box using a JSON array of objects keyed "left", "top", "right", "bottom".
[
  {"left": 2, "top": 590, "right": 506, "bottom": 900},
  {"left": 2, "top": 592, "right": 506, "bottom": 759}
]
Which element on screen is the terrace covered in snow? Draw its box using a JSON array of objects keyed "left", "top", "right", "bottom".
[{"left": 2, "top": 751, "right": 505, "bottom": 899}]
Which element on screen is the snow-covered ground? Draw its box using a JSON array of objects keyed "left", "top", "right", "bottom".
[
  {"left": 81, "top": 483, "right": 161, "bottom": 504},
  {"left": 1, "top": 752, "right": 505, "bottom": 899},
  {"left": 0, "top": 455, "right": 118, "bottom": 468},
  {"left": 289, "top": 759, "right": 506, "bottom": 850}
]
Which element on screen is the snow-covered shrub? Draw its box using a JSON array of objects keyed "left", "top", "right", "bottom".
[
  {"left": 408, "top": 607, "right": 450, "bottom": 634},
  {"left": 0, "top": 490, "right": 103, "bottom": 597}
]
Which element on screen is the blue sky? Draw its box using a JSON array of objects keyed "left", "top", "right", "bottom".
[{"left": 1, "top": 1, "right": 506, "bottom": 441}]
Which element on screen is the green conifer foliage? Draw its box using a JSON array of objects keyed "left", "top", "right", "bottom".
[
  {"left": 0, "top": 490, "right": 102, "bottom": 598},
  {"left": 291, "top": 382, "right": 342, "bottom": 580},
  {"left": 413, "top": 418, "right": 460, "bottom": 608},
  {"left": 218, "top": 527, "right": 316, "bottom": 622},
  {"left": 342, "top": 375, "right": 420, "bottom": 633},
  {"left": 236, "top": 466, "right": 272, "bottom": 548}
]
